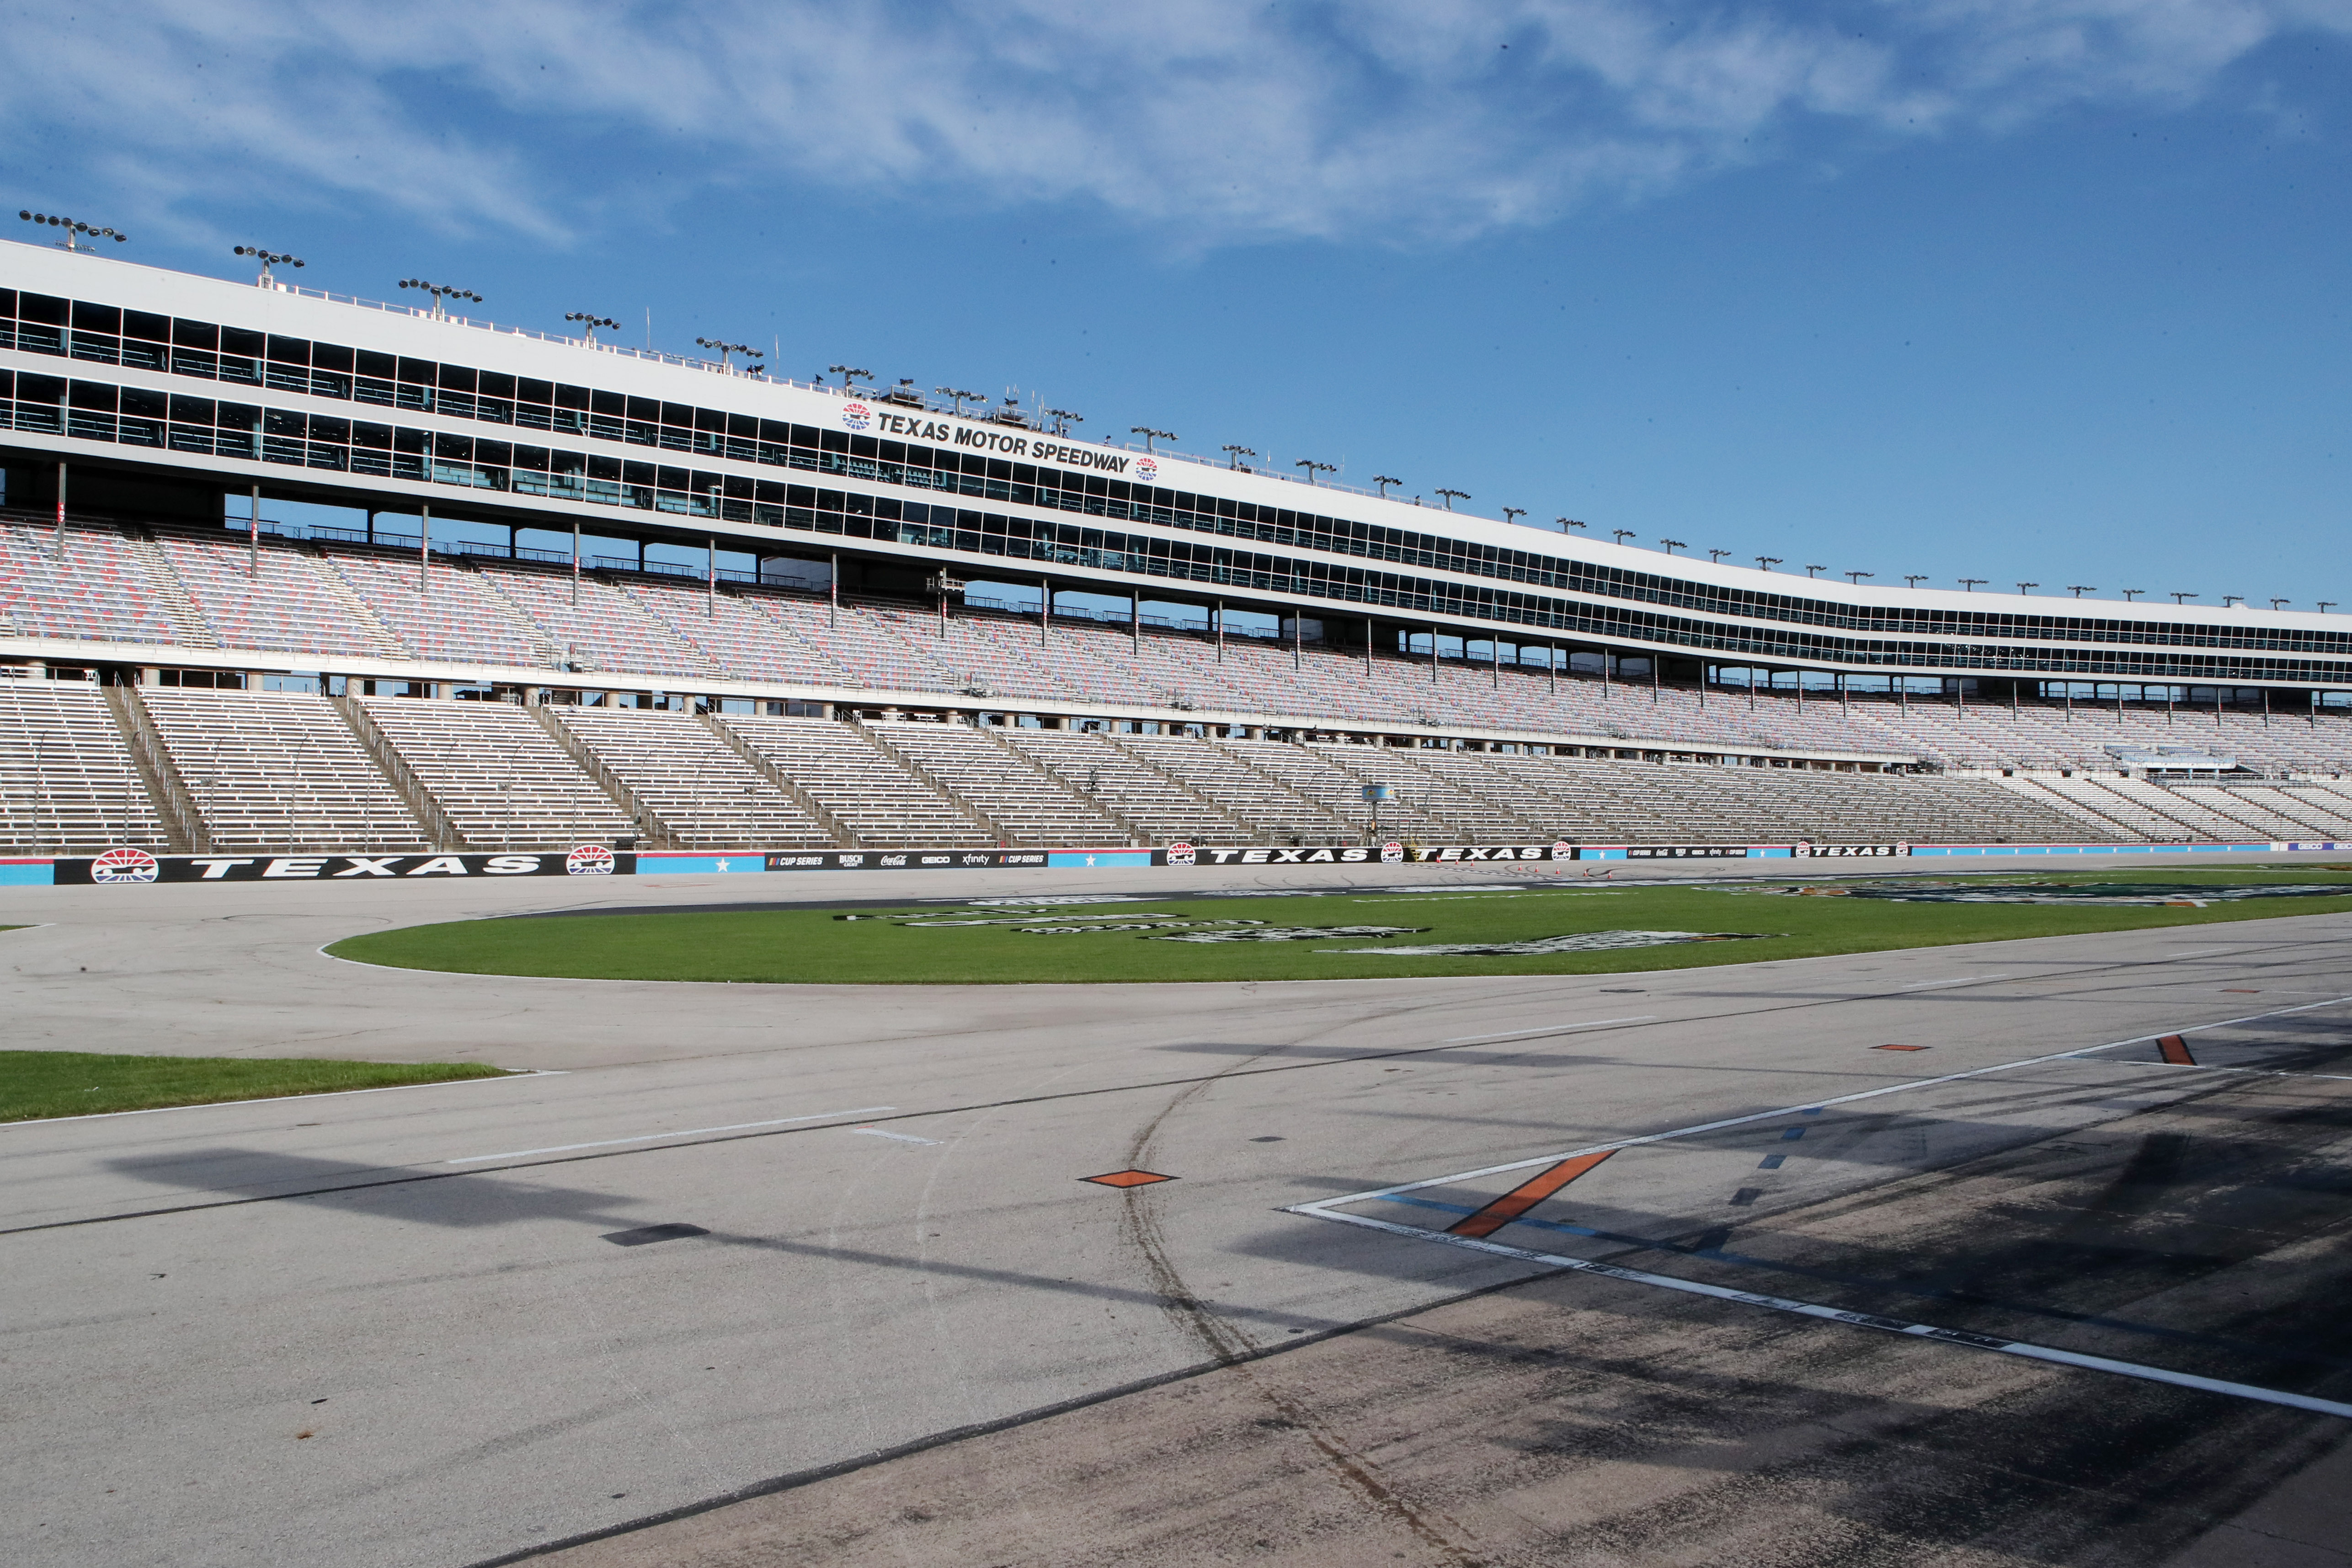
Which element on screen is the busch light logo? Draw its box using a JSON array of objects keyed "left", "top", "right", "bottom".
[
  {"left": 565, "top": 843, "right": 616, "bottom": 876},
  {"left": 1166, "top": 841, "right": 1195, "bottom": 867},
  {"left": 841, "top": 400, "right": 873, "bottom": 432},
  {"left": 1136, "top": 457, "right": 1158, "bottom": 481},
  {"left": 90, "top": 846, "right": 160, "bottom": 884},
  {"left": 1381, "top": 841, "right": 1404, "bottom": 864}
]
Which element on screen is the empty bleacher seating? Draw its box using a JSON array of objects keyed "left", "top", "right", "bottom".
[
  {"left": 0, "top": 679, "right": 169, "bottom": 852},
  {"left": 865, "top": 722, "right": 1129, "bottom": 844},
  {"left": 999, "top": 730, "right": 1253, "bottom": 844},
  {"left": 139, "top": 687, "right": 426, "bottom": 850},
  {"left": 720, "top": 715, "right": 991, "bottom": 846},
  {"left": 549, "top": 707, "right": 829, "bottom": 848},
  {"left": 359, "top": 697, "right": 631, "bottom": 848}
]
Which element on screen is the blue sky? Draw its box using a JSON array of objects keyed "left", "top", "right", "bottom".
[{"left": 7, "top": 0, "right": 2349, "bottom": 608}]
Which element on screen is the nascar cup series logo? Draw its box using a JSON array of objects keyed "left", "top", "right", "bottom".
[
  {"left": 1381, "top": 841, "right": 1405, "bottom": 864},
  {"left": 565, "top": 843, "right": 616, "bottom": 876},
  {"left": 1136, "top": 457, "right": 1158, "bottom": 481},
  {"left": 840, "top": 400, "right": 873, "bottom": 432},
  {"left": 1166, "top": 841, "right": 1195, "bottom": 867},
  {"left": 91, "top": 846, "right": 160, "bottom": 884}
]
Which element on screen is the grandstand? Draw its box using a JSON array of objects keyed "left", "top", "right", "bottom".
[{"left": 8, "top": 237, "right": 2352, "bottom": 858}]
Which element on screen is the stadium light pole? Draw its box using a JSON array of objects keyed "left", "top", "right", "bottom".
[
  {"left": 937, "top": 386, "right": 983, "bottom": 414},
  {"left": 18, "top": 210, "right": 129, "bottom": 251},
  {"left": 1372, "top": 474, "right": 1401, "bottom": 496},
  {"left": 1707, "top": 548, "right": 1730, "bottom": 562},
  {"left": 1958, "top": 578, "right": 1985, "bottom": 592},
  {"left": 2066, "top": 585, "right": 2096, "bottom": 598},
  {"left": 1223, "top": 446, "right": 1259, "bottom": 471},
  {"left": 2271, "top": 598, "right": 2290, "bottom": 611},
  {"left": 2121, "top": 589, "right": 2144, "bottom": 601},
  {"left": 1610, "top": 529, "right": 1635, "bottom": 546},
  {"left": 1559, "top": 518, "right": 1588, "bottom": 531},
  {"left": 1044, "top": 408, "right": 1083, "bottom": 436},
  {"left": 1803, "top": 564, "right": 1825, "bottom": 578},
  {"left": 565, "top": 312, "right": 619, "bottom": 345},
  {"left": 1755, "top": 557, "right": 1781, "bottom": 572},
  {"left": 1659, "top": 538, "right": 1685, "bottom": 554},
  {"left": 2221, "top": 595, "right": 2245, "bottom": 608},
  {"left": 1503, "top": 508, "right": 1527, "bottom": 526},
  {"left": 1435, "top": 489, "right": 1469, "bottom": 510},
  {"left": 399, "top": 279, "right": 481, "bottom": 320},
  {"left": 2320, "top": 602, "right": 2339, "bottom": 614},
  {"left": 697, "top": 338, "right": 763, "bottom": 375},
  {"left": 1132, "top": 427, "right": 1176, "bottom": 453},
  {"left": 2171, "top": 592, "right": 2198, "bottom": 604},
  {"left": 1295, "top": 459, "right": 1335, "bottom": 485},
  {"left": 233, "top": 245, "right": 304, "bottom": 286},
  {"left": 1846, "top": 571, "right": 1873, "bottom": 585},
  {"left": 830, "top": 365, "right": 873, "bottom": 390},
  {"left": 1904, "top": 575, "right": 1929, "bottom": 588}
]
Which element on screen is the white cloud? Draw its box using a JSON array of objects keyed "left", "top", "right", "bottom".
[{"left": 5, "top": 0, "right": 2347, "bottom": 246}]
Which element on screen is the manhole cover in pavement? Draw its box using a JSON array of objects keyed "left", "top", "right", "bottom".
[{"left": 1080, "top": 1170, "right": 1178, "bottom": 1188}]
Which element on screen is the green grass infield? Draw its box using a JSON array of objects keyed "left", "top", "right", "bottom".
[
  {"left": 325, "top": 867, "right": 2352, "bottom": 986},
  {"left": 0, "top": 1051, "right": 512, "bottom": 1123}
]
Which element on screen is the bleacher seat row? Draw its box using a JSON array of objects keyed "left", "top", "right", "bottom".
[
  {"left": 12, "top": 518, "right": 2352, "bottom": 778},
  {"left": 5, "top": 679, "right": 2346, "bottom": 855}
]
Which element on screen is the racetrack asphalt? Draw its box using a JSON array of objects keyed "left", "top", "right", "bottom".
[{"left": 4, "top": 853, "right": 2349, "bottom": 1567}]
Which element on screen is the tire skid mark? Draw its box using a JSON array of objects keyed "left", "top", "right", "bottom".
[{"left": 1120, "top": 1071, "right": 1490, "bottom": 1566}]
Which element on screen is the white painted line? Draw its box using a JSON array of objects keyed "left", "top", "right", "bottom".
[
  {"left": 1445, "top": 1017, "right": 1657, "bottom": 1043},
  {"left": 1291, "top": 1206, "right": 2352, "bottom": 1422},
  {"left": 1298, "top": 992, "right": 2352, "bottom": 1209},
  {"left": 445, "top": 1106, "right": 896, "bottom": 1163},
  {"left": 6, "top": 1070, "right": 564, "bottom": 1129},
  {"left": 851, "top": 1127, "right": 942, "bottom": 1145},
  {"left": 2075, "top": 1058, "right": 2352, "bottom": 1084}
]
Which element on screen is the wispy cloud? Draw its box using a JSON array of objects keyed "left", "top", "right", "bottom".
[{"left": 6, "top": 0, "right": 2346, "bottom": 246}]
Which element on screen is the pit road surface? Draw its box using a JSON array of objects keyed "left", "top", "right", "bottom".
[{"left": 4, "top": 856, "right": 2349, "bottom": 1567}]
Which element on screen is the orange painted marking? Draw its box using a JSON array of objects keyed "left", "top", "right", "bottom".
[
  {"left": 1449, "top": 1150, "right": 1616, "bottom": 1239},
  {"left": 2157, "top": 1035, "right": 2197, "bottom": 1067},
  {"left": 1081, "top": 1169, "right": 1176, "bottom": 1188}
]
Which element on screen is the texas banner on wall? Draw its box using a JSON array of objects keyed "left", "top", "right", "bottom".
[{"left": 55, "top": 845, "right": 632, "bottom": 884}]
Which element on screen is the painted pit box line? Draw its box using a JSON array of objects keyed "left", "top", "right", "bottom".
[{"left": 1287, "top": 990, "right": 2352, "bottom": 1421}]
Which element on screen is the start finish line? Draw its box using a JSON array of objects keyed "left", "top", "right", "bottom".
[{"left": 3, "top": 838, "right": 2336, "bottom": 889}]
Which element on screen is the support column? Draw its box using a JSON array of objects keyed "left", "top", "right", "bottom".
[
  {"left": 571, "top": 520, "right": 581, "bottom": 606},
  {"left": 706, "top": 535, "right": 716, "bottom": 620},
  {"left": 1365, "top": 618, "right": 1374, "bottom": 678},
  {"left": 53, "top": 461, "right": 67, "bottom": 562},
  {"left": 1490, "top": 635, "right": 1499, "bottom": 688},
  {"left": 1214, "top": 598, "right": 1223, "bottom": 662},
  {"left": 828, "top": 552, "right": 839, "bottom": 627},
  {"left": 1131, "top": 594, "right": 1140, "bottom": 654},
  {"left": 249, "top": 483, "right": 261, "bottom": 578},
  {"left": 418, "top": 504, "right": 430, "bottom": 593},
  {"left": 1548, "top": 642, "right": 1557, "bottom": 695},
  {"left": 1040, "top": 578, "right": 1052, "bottom": 645}
]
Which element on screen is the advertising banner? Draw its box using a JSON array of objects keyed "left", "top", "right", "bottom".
[
  {"left": 1792, "top": 842, "right": 1911, "bottom": 858},
  {"left": 53, "top": 846, "right": 631, "bottom": 884},
  {"left": 761, "top": 849, "right": 1054, "bottom": 872},
  {"left": 1183, "top": 844, "right": 1570, "bottom": 866},
  {"left": 1623, "top": 846, "right": 1750, "bottom": 859}
]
